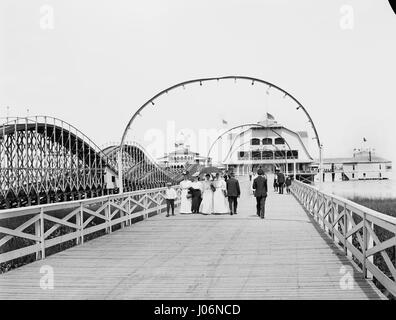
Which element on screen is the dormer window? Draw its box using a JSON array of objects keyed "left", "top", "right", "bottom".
[{"left": 262, "top": 138, "right": 272, "bottom": 145}]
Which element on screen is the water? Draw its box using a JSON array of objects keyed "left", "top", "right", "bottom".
[{"left": 315, "top": 179, "right": 396, "bottom": 199}]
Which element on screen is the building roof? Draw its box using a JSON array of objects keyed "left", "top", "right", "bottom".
[
  {"left": 166, "top": 149, "right": 199, "bottom": 155},
  {"left": 320, "top": 155, "right": 391, "bottom": 164},
  {"left": 297, "top": 131, "right": 308, "bottom": 138}
]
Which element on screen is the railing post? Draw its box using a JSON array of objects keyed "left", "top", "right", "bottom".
[
  {"left": 127, "top": 194, "right": 131, "bottom": 227},
  {"left": 157, "top": 190, "right": 163, "bottom": 216},
  {"left": 120, "top": 196, "right": 125, "bottom": 229},
  {"left": 76, "top": 202, "right": 83, "bottom": 245},
  {"left": 105, "top": 197, "right": 112, "bottom": 234},
  {"left": 343, "top": 202, "right": 348, "bottom": 256},
  {"left": 35, "top": 210, "right": 42, "bottom": 260},
  {"left": 344, "top": 204, "right": 353, "bottom": 259},
  {"left": 37, "top": 207, "right": 45, "bottom": 260},
  {"left": 314, "top": 190, "right": 319, "bottom": 221},
  {"left": 144, "top": 192, "right": 149, "bottom": 220},
  {"left": 362, "top": 212, "right": 367, "bottom": 278},
  {"left": 363, "top": 215, "right": 374, "bottom": 280},
  {"left": 323, "top": 196, "right": 328, "bottom": 233},
  {"left": 330, "top": 198, "right": 335, "bottom": 241},
  {"left": 320, "top": 193, "right": 325, "bottom": 229}
]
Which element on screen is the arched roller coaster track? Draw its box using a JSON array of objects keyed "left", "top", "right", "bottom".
[{"left": 0, "top": 117, "right": 178, "bottom": 209}]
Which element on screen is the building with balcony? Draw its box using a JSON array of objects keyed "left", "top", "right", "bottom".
[
  {"left": 223, "top": 114, "right": 315, "bottom": 179},
  {"left": 157, "top": 142, "right": 210, "bottom": 169}
]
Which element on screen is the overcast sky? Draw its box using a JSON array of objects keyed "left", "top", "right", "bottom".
[{"left": 1, "top": 0, "right": 395, "bottom": 170}]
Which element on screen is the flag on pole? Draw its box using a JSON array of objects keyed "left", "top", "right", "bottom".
[
  {"left": 266, "top": 113, "right": 275, "bottom": 120},
  {"left": 222, "top": 119, "right": 228, "bottom": 125},
  {"left": 363, "top": 137, "right": 367, "bottom": 142}
]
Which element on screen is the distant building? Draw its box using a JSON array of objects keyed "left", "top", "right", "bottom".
[
  {"left": 223, "top": 114, "right": 315, "bottom": 179},
  {"left": 157, "top": 142, "right": 210, "bottom": 169},
  {"left": 315, "top": 149, "right": 393, "bottom": 182}
]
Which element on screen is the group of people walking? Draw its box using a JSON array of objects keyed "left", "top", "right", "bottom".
[
  {"left": 177, "top": 171, "right": 241, "bottom": 215},
  {"left": 164, "top": 167, "right": 292, "bottom": 219},
  {"left": 273, "top": 170, "right": 292, "bottom": 194}
]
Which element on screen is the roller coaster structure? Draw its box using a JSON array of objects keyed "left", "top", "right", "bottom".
[{"left": 0, "top": 116, "right": 178, "bottom": 209}]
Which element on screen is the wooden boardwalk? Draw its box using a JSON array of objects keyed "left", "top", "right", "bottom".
[{"left": 0, "top": 179, "right": 385, "bottom": 299}]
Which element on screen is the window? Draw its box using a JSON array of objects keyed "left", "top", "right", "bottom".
[
  {"left": 238, "top": 151, "right": 248, "bottom": 159},
  {"left": 363, "top": 173, "right": 366, "bottom": 178},
  {"left": 274, "top": 137, "right": 285, "bottom": 145},
  {"left": 251, "top": 138, "right": 260, "bottom": 146},
  {"left": 352, "top": 173, "right": 355, "bottom": 178},
  {"left": 251, "top": 151, "right": 261, "bottom": 160},
  {"left": 287, "top": 150, "right": 298, "bottom": 159},
  {"left": 274, "top": 151, "right": 286, "bottom": 159},
  {"left": 262, "top": 151, "right": 273, "bottom": 159},
  {"left": 262, "top": 138, "right": 272, "bottom": 145}
]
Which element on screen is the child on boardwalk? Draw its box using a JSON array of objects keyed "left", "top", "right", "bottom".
[{"left": 165, "top": 182, "right": 177, "bottom": 217}]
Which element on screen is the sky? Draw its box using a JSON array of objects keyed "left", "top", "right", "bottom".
[{"left": 1, "top": 0, "right": 395, "bottom": 171}]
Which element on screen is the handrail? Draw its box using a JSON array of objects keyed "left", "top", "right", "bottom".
[
  {"left": 291, "top": 180, "right": 396, "bottom": 297},
  {"left": 0, "top": 185, "right": 181, "bottom": 267},
  {"left": 303, "top": 182, "right": 396, "bottom": 224}
]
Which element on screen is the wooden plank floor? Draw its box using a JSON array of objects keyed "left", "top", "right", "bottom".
[{"left": 0, "top": 178, "right": 385, "bottom": 299}]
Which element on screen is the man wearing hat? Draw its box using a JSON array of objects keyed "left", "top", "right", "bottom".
[
  {"left": 252, "top": 168, "right": 268, "bottom": 219},
  {"left": 190, "top": 172, "right": 202, "bottom": 213},
  {"left": 226, "top": 172, "right": 240, "bottom": 215},
  {"left": 165, "top": 182, "right": 177, "bottom": 217}
]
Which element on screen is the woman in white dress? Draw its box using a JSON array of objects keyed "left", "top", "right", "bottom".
[
  {"left": 212, "top": 173, "right": 229, "bottom": 214},
  {"left": 179, "top": 172, "right": 192, "bottom": 214},
  {"left": 199, "top": 174, "right": 214, "bottom": 214}
]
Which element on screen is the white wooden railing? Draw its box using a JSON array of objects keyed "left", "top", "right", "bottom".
[
  {"left": 0, "top": 187, "right": 181, "bottom": 266},
  {"left": 291, "top": 180, "right": 396, "bottom": 297}
]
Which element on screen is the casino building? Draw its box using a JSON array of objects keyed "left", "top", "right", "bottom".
[
  {"left": 223, "top": 114, "right": 316, "bottom": 181},
  {"left": 157, "top": 141, "right": 210, "bottom": 169}
]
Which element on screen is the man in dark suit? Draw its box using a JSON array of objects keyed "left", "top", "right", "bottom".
[
  {"left": 223, "top": 170, "right": 230, "bottom": 182},
  {"left": 226, "top": 172, "right": 240, "bottom": 215},
  {"left": 252, "top": 168, "right": 268, "bottom": 219},
  {"left": 277, "top": 170, "right": 285, "bottom": 194}
]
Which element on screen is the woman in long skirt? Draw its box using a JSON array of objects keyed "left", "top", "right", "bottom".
[
  {"left": 179, "top": 172, "right": 192, "bottom": 214},
  {"left": 212, "top": 173, "right": 229, "bottom": 214},
  {"left": 199, "top": 174, "right": 213, "bottom": 214}
]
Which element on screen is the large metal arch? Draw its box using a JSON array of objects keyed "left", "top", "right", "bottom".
[{"left": 119, "top": 76, "right": 323, "bottom": 193}]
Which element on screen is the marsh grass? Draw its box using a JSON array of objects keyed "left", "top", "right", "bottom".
[
  {"left": 350, "top": 197, "right": 396, "bottom": 218},
  {"left": 349, "top": 197, "right": 396, "bottom": 299}
]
